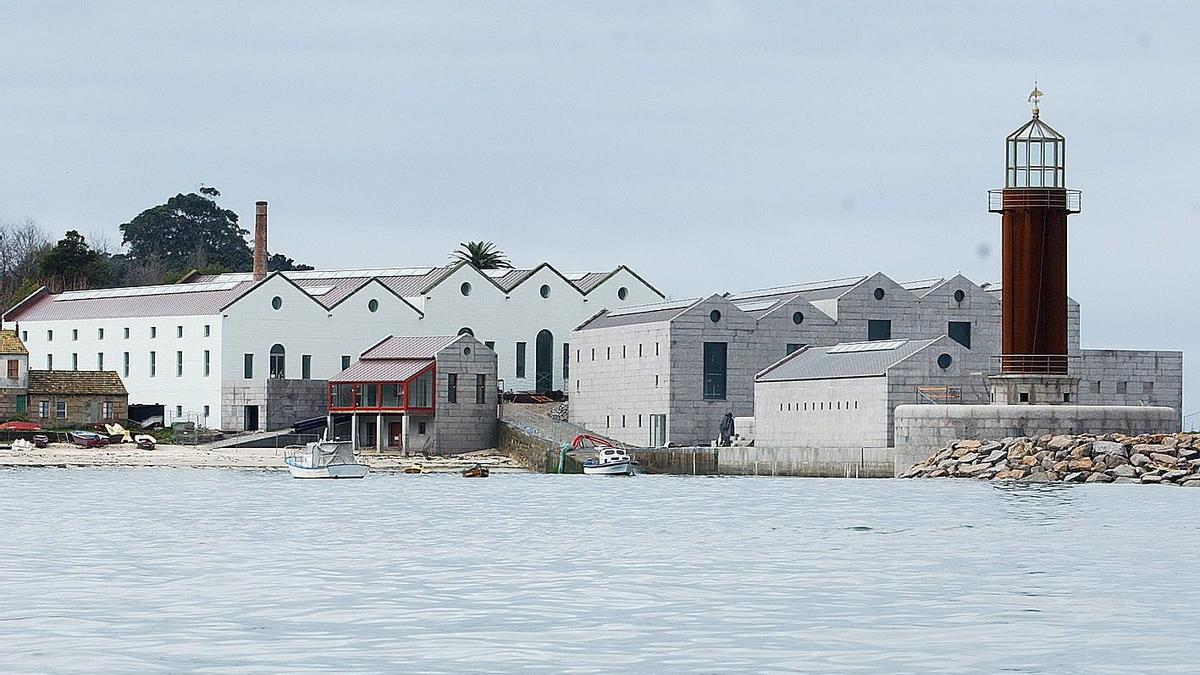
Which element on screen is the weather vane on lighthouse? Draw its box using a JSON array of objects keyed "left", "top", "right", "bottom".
[{"left": 1028, "top": 82, "right": 1044, "bottom": 117}]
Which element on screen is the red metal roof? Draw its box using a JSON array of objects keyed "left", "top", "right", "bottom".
[
  {"left": 360, "top": 335, "right": 460, "bottom": 360},
  {"left": 329, "top": 358, "right": 431, "bottom": 383}
]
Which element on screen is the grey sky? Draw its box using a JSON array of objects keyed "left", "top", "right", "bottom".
[{"left": 2, "top": 1, "right": 1197, "bottom": 419}]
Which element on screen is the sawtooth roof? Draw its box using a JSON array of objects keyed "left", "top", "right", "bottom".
[
  {"left": 575, "top": 298, "right": 701, "bottom": 331},
  {"left": 5, "top": 262, "right": 654, "bottom": 322}
]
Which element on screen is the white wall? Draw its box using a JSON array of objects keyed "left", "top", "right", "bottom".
[
  {"left": 16, "top": 315, "right": 223, "bottom": 427},
  {"left": 755, "top": 376, "right": 889, "bottom": 450}
]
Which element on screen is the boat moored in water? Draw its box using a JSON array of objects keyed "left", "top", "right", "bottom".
[
  {"left": 283, "top": 441, "right": 369, "bottom": 479},
  {"left": 574, "top": 434, "right": 641, "bottom": 476},
  {"left": 461, "top": 463, "right": 490, "bottom": 478}
]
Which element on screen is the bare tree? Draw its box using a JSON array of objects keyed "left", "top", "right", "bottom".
[{"left": 0, "top": 218, "right": 51, "bottom": 313}]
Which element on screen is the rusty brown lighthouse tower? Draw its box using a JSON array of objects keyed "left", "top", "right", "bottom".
[{"left": 987, "top": 88, "right": 1082, "bottom": 405}]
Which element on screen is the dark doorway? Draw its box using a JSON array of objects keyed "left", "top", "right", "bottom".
[
  {"left": 535, "top": 329, "right": 554, "bottom": 392},
  {"left": 244, "top": 405, "right": 259, "bottom": 431}
]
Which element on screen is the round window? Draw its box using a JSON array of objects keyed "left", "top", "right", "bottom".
[
  {"left": 709, "top": 309, "right": 721, "bottom": 323},
  {"left": 463, "top": 346, "right": 472, "bottom": 356},
  {"left": 937, "top": 353, "right": 953, "bottom": 370},
  {"left": 873, "top": 288, "right": 885, "bottom": 300},
  {"left": 618, "top": 287, "right": 629, "bottom": 301},
  {"left": 953, "top": 289, "right": 966, "bottom": 303},
  {"left": 458, "top": 327, "right": 474, "bottom": 337},
  {"left": 271, "top": 296, "right": 282, "bottom": 310},
  {"left": 460, "top": 282, "right": 472, "bottom": 296},
  {"left": 792, "top": 311, "right": 804, "bottom": 325},
  {"left": 368, "top": 299, "right": 379, "bottom": 313},
  {"left": 540, "top": 284, "right": 551, "bottom": 298}
]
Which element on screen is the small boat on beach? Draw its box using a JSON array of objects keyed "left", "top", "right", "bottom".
[
  {"left": 461, "top": 463, "right": 489, "bottom": 478},
  {"left": 134, "top": 434, "right": 157, "bottom": 450},
  {"left": 403, "top": 464, "right": 425, "bottom": 474},
  {"left": 283, "top": 440, "right": 369, "bottom": 479},
  {"left": 69, "top": 431, "right": 110, "bottom": 448},
  {"left": 574, "top": 434, "right": 640, "bottom": 476}
]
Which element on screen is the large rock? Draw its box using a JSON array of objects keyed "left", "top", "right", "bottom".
[
  {"left": 1163, "top": 469, "right": 1190, "bottom": 482},
  {"left": 930, "top": 469, "right": 949, "bottom": 478},
  {"left": 1110, "top": 464, "right": 1138, "bottom": 479},
  {"left": 1183, "top": 480, "right": 1200, "bottom": 488},
  {"left": 1141, "top": 474, "right": 1165, "bottom": 484},
  {"left": 985, "top": 449, "right": 1007, "bottom": 464},
  {"left": 1092, "top": 440, "right": 1128, "bottom": 458},
  {"left": 1020, "top": 455, "right": 1040, "bottom": 467},
  {"left": 1063, "top": 471, "right": 1086, "bottom": 483},
  {"left": 1130, "top": 453, "right": 1150, "bottom": 467},
  {"left": 1068, "top": 458, "right": 1095, "bottom": 471},
  {"left": 1135, "top": 444, "right": 1173, "bottom": 457},
  {"left": 957, "top": 452, "right": 980, "bottom": 464},
  {"left": 959, "top": 463, "right": 991, "bottom": 476},
  {"left": 1085, "top": 472, "right": 1114, "bottom": 483},
  {"left": 1113, "top": 477, "right": 1140, "bottom": 484},
  {"left": 1048, "top": 435, "right": 1076, "bottom": 450},
  {"left": 1053, "top": 460, "right": 1071, "bottom": 473},
  {"left": 1150, "top": 453, "right": 1182, "bottom": 467},
  {"left": 1020, "top": 471, "right": 1053, "bottom": 483}
]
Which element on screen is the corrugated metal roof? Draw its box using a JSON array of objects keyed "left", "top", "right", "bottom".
[
  {"left": 570, "top": 272, "right": 611, "bottom": 293},
  {"left": 7, "top": 281, "right": 254, "bottom": 321},
  {"left": 0, "top": 330, "right": 28, "bottom": 355},
  {"left": 757, "top": 339, "right": 940, "bottom": 382},
  {"left": 576, "top": 298, "right": 700, "bottom": 330},
  {"left": 360, "top": 335, "right": 460, "bottom": 360},
  {"left": 329, "top": 358, "right": 431, "bottom": 383},
  {"left": 28, "top": 369, "right": 128, "bottom": 395}
]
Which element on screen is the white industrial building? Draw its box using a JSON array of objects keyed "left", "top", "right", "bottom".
[
  {"left": 2, "top": 261, "right": 663, "bottom": 431},
  {"left": 569, "top": 272, "right": 1183, "bottom": 447}
]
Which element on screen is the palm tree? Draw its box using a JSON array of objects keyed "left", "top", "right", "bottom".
[{"left": 450, "top": 241, "right": 513, "bottom": 270}]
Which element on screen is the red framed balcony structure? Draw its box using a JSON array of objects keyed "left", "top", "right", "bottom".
[{"left": 328, "top": 362, "right": 437, "bottom": 415}]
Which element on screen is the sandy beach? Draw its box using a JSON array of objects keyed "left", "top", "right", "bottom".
[{"left": 0, "top": 442, "right": 526, "bottom": 473}]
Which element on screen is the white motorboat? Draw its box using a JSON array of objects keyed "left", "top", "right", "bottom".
[
  {"left": 575, "top": 434, "right": 640, "bottom": 476},
  {"left": 283, "top": 441, "right": 370, "bottom": 479}
]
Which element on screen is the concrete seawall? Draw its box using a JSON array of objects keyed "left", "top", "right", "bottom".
[{"left": 718, "top": 446, "right": 894, "bottom": 478}]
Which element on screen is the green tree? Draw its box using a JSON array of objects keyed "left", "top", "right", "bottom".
[
  {"left": 119, "top": 191, "right": 252, "bottom": 275},
  {"left": 267, "top": 253, "right": 314, "bottom": 272},
  {"left": 450, "top": 241, "right": 512, "bottom": 270},
  {"left": 38, "top": 230, "right": 113, "bottom": 292}
]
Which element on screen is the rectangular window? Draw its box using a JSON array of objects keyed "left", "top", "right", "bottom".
[
  {"left": 203, "top": 405, "right": 210, "bottom": 418},
  {"left": 341, "top": 355, "right": 351, "bottom": 371},
  {"left": 476, "top": 374, "right": 486, "bottom": 404},
  {"left": 563, "top": 343, "right": 570, "bottom": 381},
  {"left": 948, "top": 321, "right": 972, "bottom": 349},
  {"left": 176, "top": 351, "right": 183, "bottom": 377},
  {"left": 150, "top": 326, "right": 157, "bottom": 338},
  {"left": 123, "top": 352, "right": 130, "bottom": 377},
  {"left": 516, "top": 342, "right": 526, "bottom": 378},
  {"left": 244, "top": 353, "right": 254, "bottom": 379},
  {"left": 786, "top": 343, "right": 804, "bottom": 355},
  {"left": 98, "top": 328, "right": 104, "bottom": 340},
  {"left": 409, "top": 370, "right": 433, "bottom": 408},
  {"left": 55, "top": 401, "right": 66, "bottom": 419},
  {"left": 47, "top": 330, "right": 53, "bottom": 341},
  {"left": 123, "top": 327, "right": 130, "bottom": 339},
  {"left": 97, "top": 353, "right": 104, "bottom": 370},
  {"left": 38, "top": 400, "right": 49, "bottom": 418},
  {"left": 362, "top": 384, "right": 378, "bottom": 407},
  {"left": 703, "top": 342, "right": 728, "bottom": 400},
  {"left": 447, "top": 373, "right": 458, "bottom": 403},
  {"left": 72, "top": 329, "right": 78, "bottom": 341},
  {"left": 175, "top": 405, "right": 182, "bottom": 417},
  {"left": 149, "top": 351, "right": 157, "bottom": 377},
  {"left": 331, "top": 383, "right": 354, "bottom": 407},
  {"left": 868, "top": 319, "right": 892, "bottom": 341},
  {"left": 301, "top": 355, "right": 312, "bottom": 379},
  {"left": 103, "top": 401, "right": 113, "bottom": 419},
  {"left": 6, "top": 359, "right": 17, "bottom": 379},
  {"left": 21, "top": 331, "right": 27, "bottom": 342},
  {"left": 418, "top": 421, "right": 426, "bottom": 435},
  {"left": 176, "top": 326, "right": 183, "bottom": 338},
  {"left": 46, "top": 354, "right": 53, "bottom": 370},
  {"left": 204, "top": 350, "right": 211, "bottom": 376},
  {"left": 204, "top": 324, "right": 211, "bottom": 337},
  {"left": 71, "top": 353, "right": 78, "bottom": 370},
  {"left": 656, "top": 342, "right": 660, "bottom": 356},
  {"left": 382, "top": 383, "right": 403, "bottom": 407}
]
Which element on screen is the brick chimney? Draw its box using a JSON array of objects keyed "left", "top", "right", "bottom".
[{"left": 253, "top": 201, "right": 268, "bottom": 281}]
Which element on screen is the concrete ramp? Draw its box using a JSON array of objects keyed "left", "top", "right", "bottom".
[{"left": 210, "top": 429, "right": 316, "bottom": 449}]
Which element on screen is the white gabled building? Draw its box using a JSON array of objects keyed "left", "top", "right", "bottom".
[{"left": 2, "top": 262, "right": 663, "bottom": 431}]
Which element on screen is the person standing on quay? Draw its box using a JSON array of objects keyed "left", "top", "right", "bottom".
[{"left": 719, "top": 412, "right": 735, "bottom": 447}]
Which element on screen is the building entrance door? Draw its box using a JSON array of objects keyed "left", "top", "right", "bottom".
[
  {"left": 244, "top": 405, "right": 259, "bottom": 431},
  {"left": 535, "top": 329, "right": 554, "bottom": 392},
  {"left": 389, "top": 421, "right": 404, "bottom": 447}
]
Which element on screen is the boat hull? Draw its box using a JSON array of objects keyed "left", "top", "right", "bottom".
[
  {"left": 286, "top": 461, "right": 370, "bottom": 479},
  {"left": 583, "top": 460, "right": 636, "bottom": 476}
]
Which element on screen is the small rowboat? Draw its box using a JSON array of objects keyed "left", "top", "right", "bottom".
[
  {"left": 403, "top": 464, "right": 425, "bottom": 474},
  {"left": 461, "top": 463, "right": 489, "bottom": 478}
]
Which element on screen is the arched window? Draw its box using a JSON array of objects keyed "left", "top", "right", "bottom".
[
  {"left": 270, "top": 344, "right": 286, "bottom": 379},
  {"left": 458, "top": 327, "right": 474, "bottom": 337}
]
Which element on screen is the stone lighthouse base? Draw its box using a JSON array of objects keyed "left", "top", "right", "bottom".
[
  {"left": 987, "top": 373, "right": 1080, "bottom": 405},
  {"left": 892, "top": 404, "right": 1180, "bottom": 476}
]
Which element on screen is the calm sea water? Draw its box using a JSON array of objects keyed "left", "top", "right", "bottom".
[{"left": 1, "top": 469, "right": 1198, "bottom": 674}]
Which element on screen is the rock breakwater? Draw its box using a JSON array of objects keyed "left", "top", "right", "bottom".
[{"left": 901, "top": 433, "right": 1200, "bottom": 486}]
